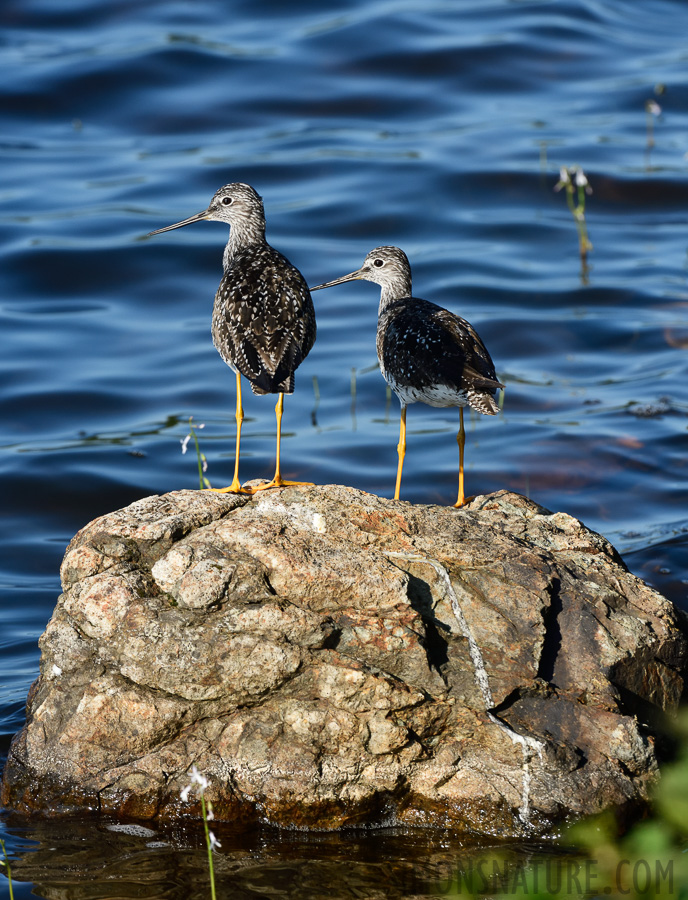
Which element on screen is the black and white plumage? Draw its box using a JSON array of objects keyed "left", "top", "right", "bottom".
[
  {"left": 149, "top": 183, "right": 316, "bottom": 493},
  {"left": 212, "top": 236, "right": 315, "bottom": 397},
  {"left": 310, "top": 246, "right": 503, "bottom": 507}
]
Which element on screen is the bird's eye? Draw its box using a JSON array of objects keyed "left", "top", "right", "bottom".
[
  {"left": 221, "top": 196, "right": 233, "bottom": 206},
  {"left": 373, "top": 258, "right": 384, "bottom": 268}
]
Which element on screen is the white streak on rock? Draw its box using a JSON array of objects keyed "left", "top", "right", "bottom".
[
  {"left": 385, "top": 550, "right": 544, "bottom": 825},
  {"left": 430, "top": 560, "right": 493, "bottom": 709}
]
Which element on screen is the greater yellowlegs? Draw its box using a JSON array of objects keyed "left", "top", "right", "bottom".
[
  {"left": 311, "top": 246, "right": 502, "bottom": 507},
  {"left": 149, "top": 183, "right": 316, "bottom": 493}
]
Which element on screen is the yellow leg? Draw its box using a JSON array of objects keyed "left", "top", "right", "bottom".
[
  {"left": 207, "top": 371, "right": 251, "bottom": 494},
  {"left": 251, "top": 393, "right": 313, "bottom": 493},
  {"left": 453, "top": 407, "right": 466, "bottom": 508},
  {"left": 394, "top": 405, "right": 407, "bottom": 500}
]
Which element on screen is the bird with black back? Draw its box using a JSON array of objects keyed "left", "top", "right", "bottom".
[{"left": 311, "top": 246, "right": 503, "bottom": 507}]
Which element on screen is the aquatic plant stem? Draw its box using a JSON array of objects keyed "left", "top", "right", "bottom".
[
  {"left": 0, "top": 838, "right": 14, "bottom": 900},
  {"left": 181, "top": 417, "right": 210, "bottom": 489},
  {"left": 645, "top": 98, "right": 661, "bottom": 150},
  {"left": 200, "top": 794, "right": 217, "bottom": 900},
  {"left": 555, "top": 165, "right": 593, "bottom": 281},
  {"left": 188, "top": 418, "right": 206, "bottom": 490},
  {"left": 564, "top": 175, "right": 592, "bottom": 261}
]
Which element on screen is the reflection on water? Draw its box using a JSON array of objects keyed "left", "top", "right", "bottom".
[{"left": 1, "top": 815, "right": 576, "bottom": 900}]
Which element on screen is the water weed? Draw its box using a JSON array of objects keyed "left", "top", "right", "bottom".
[
  {"left": 181, "top": 417, "right": 211, "bottom": 489},
  {"left": 555, "top": 165, "right": 593, "bottom": 281},
  {"left": 645, "top": 98, "right": 662, "bottom": 150},
  {"left": 181, "top": 766, "right": 220, "bottom": 900},
  {"left": 0, "top": 838, "right": 14, "bottom": 900}
]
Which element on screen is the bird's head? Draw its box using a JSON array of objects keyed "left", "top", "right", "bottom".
[
  {"left": 310, "top": 246, "right": 412, "bottom": 298},
  {"left": 147, "top": 182, "right": 265, "bottom": 239}
]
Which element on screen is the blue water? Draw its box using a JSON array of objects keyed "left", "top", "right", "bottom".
[{"left": 2, "top": 0, "right": 688, "bottom": 894}]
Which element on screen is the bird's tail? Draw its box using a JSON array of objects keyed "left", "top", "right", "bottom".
[
  {"left": 250, "top": 372, "right": 295, "bottom": 395},
  {"left": 467, "top": 379, "right": 504, "bottom": 415}
]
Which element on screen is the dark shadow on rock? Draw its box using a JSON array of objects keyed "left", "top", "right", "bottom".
[
  {"left": 537, "top": 577, "right": 562, "bottom": 686},
  {"left": 406, "top": 571, "right": 450, "bottom": 680}
]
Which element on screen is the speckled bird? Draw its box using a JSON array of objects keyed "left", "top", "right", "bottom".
[
  {"left": 310, "top": 246, "right": 503, "bottom": 507},
  {"left": 149, "top": 183, "right": 316, "bottom": 493}
]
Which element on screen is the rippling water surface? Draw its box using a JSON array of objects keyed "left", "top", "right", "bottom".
[{"left": 2, "top": 0, "right": 688, "bottom": 894}]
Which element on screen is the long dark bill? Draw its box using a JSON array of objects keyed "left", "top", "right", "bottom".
[
  {"left": 309, "top": 269, "right": 364, "bottom": 292},
  {"left": 147, "top": 209, "right": 210, "bottom": 236}
]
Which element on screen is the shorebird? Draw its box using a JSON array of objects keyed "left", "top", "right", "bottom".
[
  {"left": 310, "top": 246, "right": 503, "bottom": 507},
  {"left": 149, "top": 183, "right": 316, "bottom": 493}
]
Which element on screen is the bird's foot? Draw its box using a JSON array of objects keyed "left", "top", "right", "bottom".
[
  {"left": 205, "top": 480, "right": 253, "bottom": 495},
  {"left": 250, "top": 476, "right": 314, "bottom": 493},
  {"left": 453, "top": 494, "right": 475, "bottom": 509}
]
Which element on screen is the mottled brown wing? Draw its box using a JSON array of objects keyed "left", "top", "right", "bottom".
[{"left": 212, "top": 245, "right": 316, "bottom": 394}]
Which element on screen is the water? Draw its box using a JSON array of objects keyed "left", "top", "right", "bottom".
[{"left": 2, "top": 0, "right": 688, "bottom": 894}]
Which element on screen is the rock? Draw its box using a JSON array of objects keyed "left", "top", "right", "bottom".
[{"left": 1, "top": 486, "right": 686, "bottom": 836}]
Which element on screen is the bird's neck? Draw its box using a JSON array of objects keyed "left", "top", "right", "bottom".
[
  {"left": 378, "top": 275, "right": 412, "bottom": 314},
  {"left": 223, "top": 218, "right": 266, "bottom": 270}
]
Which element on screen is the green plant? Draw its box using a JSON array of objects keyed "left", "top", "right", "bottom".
[
  {"left": 554, "top": 165, "right": 593, "bottom": 272},
  {"left": 181, "top": 766, "right": 220, "bottom": 900},
  {"left": 436, "top": 711, "right": 688, "bottom": 899},
  {"left": 0, "top": 837, "right": 14, "bottom": 900},
  {"left": 565, "top": 708, "right": 688, "bottom": 899},
  {"left": 181, "top": 417, "right": 211, "bottom": 489}
]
